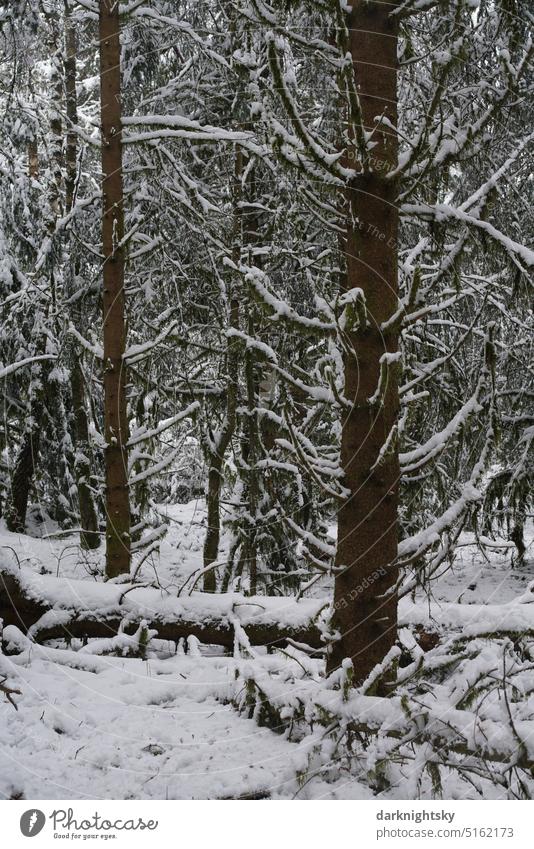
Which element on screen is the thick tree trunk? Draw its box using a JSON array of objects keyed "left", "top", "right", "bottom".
[
  {"left": 99, "top": 0, "right": 131, "bottom": 577},
  {"left": 65, "top": 1, "right": 100, "bottom": 550},
  {"left": 327, "top": 3, "right": 400, "bottom": 682}
]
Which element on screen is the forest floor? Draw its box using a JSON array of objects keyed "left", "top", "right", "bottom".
[{"left": 0, "top": 501, "right": 532, "bottom": 800}]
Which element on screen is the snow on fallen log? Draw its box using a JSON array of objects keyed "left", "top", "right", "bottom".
[
  {"left": 2, "top": 554, "right": 534, "bottom": 651},
  {"left": 399, "top": 589, "right": 534, "bottom": 639},
  {"left": 0, "top": 557, "right": 327, "bottom": 649}
]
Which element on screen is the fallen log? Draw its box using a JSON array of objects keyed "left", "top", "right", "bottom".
[
  {"left": 2, "top": 556, "right": 533, "bottom": 652},
  {"left": 0, "top": 558, "right": 327, "bottom": 650}
]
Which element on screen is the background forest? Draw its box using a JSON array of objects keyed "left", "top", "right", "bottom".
[{"left": 0, "top": 0, "right": 533, "bottom": 800}]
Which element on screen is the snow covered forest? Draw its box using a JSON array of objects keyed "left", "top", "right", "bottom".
[{"left": 0, "top": 0, "right": 533, "bottom": 801}]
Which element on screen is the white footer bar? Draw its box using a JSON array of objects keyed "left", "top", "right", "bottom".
[{"left": 4, "top": 800, "right": 531, "bottom": 848}]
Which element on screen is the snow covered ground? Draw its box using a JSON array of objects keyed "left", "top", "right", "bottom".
[
  {"left": 1, "top": 501, "right": 532, "bottom": 799},
  {"left": 1, "top": 648, "right": 304, "bottom": 800}
]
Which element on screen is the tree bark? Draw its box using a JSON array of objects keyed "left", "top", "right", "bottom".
[
  {"left": 4, "top": 408, "right": 42, "bottom": 533},
  {"left": 236, "top": 146, "right": 261, "bottom": 594},
  {"left": 203, "top": 457, "right": 226, "bottom": 590},
  {"left": 243, "top": 311, "right": 259, "bottom": 595},
  {"left": 99, "top": 0, "right": 131, "bottom": 577},
  {"left": 71, "top": 361, "right": 101, "bottom": 549},
  {"left": 64, "top": 0, "right": 78, "bottom": 214},
  {"left": 202, "top": 150, "right": 242, "bottom": 590},
  {"left": 65, "top": 0, "right": 100, "bottom": 550},
  {"left": 202, "top": 293, "right": 239, "bottom": 591},
  {"left": 28, "top": 138, "right": 39, "bottom": 179},
  {"left": 44, "top": 2, "right": 63, "bottom": 227},
  {"left": 327, "top": 3, "right": 400, "bottom": 682}
]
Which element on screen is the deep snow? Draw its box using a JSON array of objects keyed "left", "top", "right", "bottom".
[{"left": 0, "top": 500, "right": 532, "bottom": 799}]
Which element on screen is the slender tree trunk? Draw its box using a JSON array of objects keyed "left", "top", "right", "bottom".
[
  {"left": 202, "top": 149, "right": 242, "bottom": 590},
  {"left": 4, "top": 406, "right": 43, "bottom": 533},
  {"left": 28, "top": 138, "right": 39, "bottom": 179},
  {"left": 327, "top": 3, "right": 400, "bottom": 682},
  {"left": 8, "top": 80, "right": 40, "bottom": 531},
  {"left": 99, "top": 0, "right": 131, "bottom": 577},
  {"left": 6, "top": 8, "right": 64, "bottom": 533},
  {"left": 71, "top": 361, "right": 101, "bottom": 549},
  {"left": 203, "top": 457, "right": 225, "bottom": 591},
  {"left": 64, "top": 0, "right": 78, "bottom": 214},
  {"left": 241, "top": 153, "right": 260, "bottom": 594},
  {"left": 244, "top": 312, "right": 259, "bottom": 595},
  {"left": 65, "top": 0, "right": 100, "bottom": 550},
  {"left": 45, "top": 2, "right": 63, "bottom": 226},
  {"left": 203, "top": 293, "right": 239, "bottom": 591},
  {"left": 259, "top": 365, "right": 277, "bottom": 451}
]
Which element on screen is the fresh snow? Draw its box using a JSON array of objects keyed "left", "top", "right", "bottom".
[{"left": 1, "top": 501, "right": 532, "bottom": 799}]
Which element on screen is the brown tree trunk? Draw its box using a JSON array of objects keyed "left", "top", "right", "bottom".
[
  {"left": 28, "top": 138, "right": 39, "bottom": 179},
  {"left": 99, "top": 0, "right": 131, "bottom": 577},
  {"left": 327, "top": 3, "right": 400, "bottom": 683},
  {"left": 65, "top": 0, "right": 100, "bottom": 550}
]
